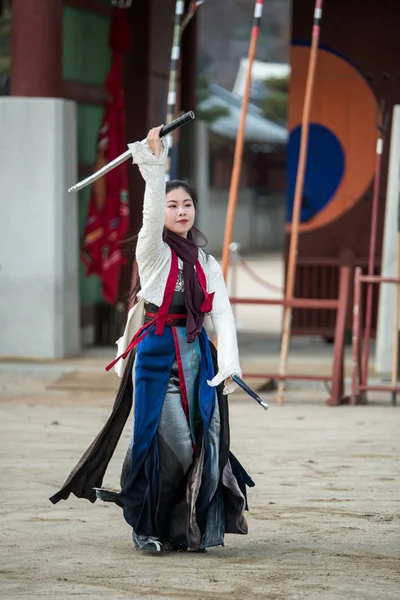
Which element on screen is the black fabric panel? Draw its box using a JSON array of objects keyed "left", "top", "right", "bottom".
[
  {"left": 49, "top": 350, "right": 136, "bottom": 505},
  {"left": 121, "top": 432, "right": 189, "bottom": 540},
  {"left": 155, "top": 432, "right": 188, "bottom": 541},
  {"left": 122, "top": 439, "right": 159, "bottom": 536},
  {"left": 209, "top": 341, "right": 231, "bottom": 472},
  {"left": 229, "top": 451, "right": 256, "bottom": 511}
]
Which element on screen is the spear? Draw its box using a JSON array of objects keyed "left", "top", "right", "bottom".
[
  {"left": 276, "top": 0, "right": 324, "bottom": 403},
  {"left": 165, "top": 0, "right": 205, "bottom": 180}
]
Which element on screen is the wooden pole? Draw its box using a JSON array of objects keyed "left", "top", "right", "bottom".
[
  {"left": 351, "top": 267, "right": 363, "bottom": 405},
  {"left": 165, "top": 0, "right": 185, "bottom": 180},
  {"left": 221, "top": 0, "right": 264, "bottom": 281},
  {"left": 327, "top": 266, "right": 350, "bottom": 406},
  {"left": 165, "top": 0, "right": 203, "bottom": 180},
  {"left": 276, "top": 0, "right": 324, "bottom": 403}
]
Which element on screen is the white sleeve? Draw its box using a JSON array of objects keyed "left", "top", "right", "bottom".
[
  {"left": 128, "top": 138, "right": 168, "bottom": 276},
  {"left": 207, "top": 255, "right": 242, "bottom": 394}
]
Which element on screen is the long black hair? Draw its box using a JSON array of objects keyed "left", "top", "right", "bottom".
[{"left": 128, "top": 179, "right": 208, "bottom": 303}]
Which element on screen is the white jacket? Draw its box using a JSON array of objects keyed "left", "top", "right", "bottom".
[{"left": 113, "top": 137, "right": 242, "bottom": 394}]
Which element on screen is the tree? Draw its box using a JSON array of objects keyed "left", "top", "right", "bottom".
[
  {"left": 0, "top": 2, "right": 11, "bottom": 78},
  {"left": 259, "top": 75, "right": 289, "bottom": 124},
  {"left": 196, "top": 72, "right": 229, "bottom": 124}
]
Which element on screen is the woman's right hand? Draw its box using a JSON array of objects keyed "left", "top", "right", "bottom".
[{"left": 146, "top": 125, "right": 164, "bottom": 157}]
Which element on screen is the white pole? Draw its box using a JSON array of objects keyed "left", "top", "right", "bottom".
[{"left": 375, "top": 105, "right": 400, "bottom": 373}]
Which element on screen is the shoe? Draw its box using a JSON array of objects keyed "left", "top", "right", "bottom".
[
  {"left": 163, "top": 540, "right": 188, "bottom": 552},
  {"left": 132, "top": 530, "right": 163, "bottom": 552}
]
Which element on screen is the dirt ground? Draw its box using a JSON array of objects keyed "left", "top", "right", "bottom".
[{"left": 0, "top": 367, "right": 399, "bottom": 600}]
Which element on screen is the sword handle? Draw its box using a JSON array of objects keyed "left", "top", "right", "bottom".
[
  {"left": 231, "top": 374, "right": 269, "bottom": 410},
  {"left": 160, "top": 111, "right": 195, "bottom": 139}
]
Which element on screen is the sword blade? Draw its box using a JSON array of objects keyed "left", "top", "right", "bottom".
[
  {"left": 68, "top": 111, "right": 195, "bottom": 194},
  {"left": 68, "top": 150, "right": 132, "bottom": 194}
]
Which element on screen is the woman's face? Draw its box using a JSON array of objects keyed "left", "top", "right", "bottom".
[{"left": 164, "top": 187, "right": 196, "bottom": 238}]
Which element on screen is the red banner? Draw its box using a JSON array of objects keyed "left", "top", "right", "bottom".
[{"left": 81, "top": 9, "right": 131, "bottom": 304}]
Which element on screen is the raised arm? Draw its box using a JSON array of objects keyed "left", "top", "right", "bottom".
[{"left": 128, "top": 127, "right": 169, "bottom": 273}]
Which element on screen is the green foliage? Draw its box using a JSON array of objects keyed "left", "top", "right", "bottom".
[
  {"left": 197, "top": 72, "right": 229, "bottom": 124},
  {"left": 0, "top": 4, "right": 11, "bottom": 76},
  {"left": 264, "top": 75, "right": 289, "bottom": 94},
  {"left": 259, "top": 75, "right": 289, "bottom": 124}
]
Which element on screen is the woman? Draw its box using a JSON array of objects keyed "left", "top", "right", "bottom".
[{"left": 50, "top": 126, "right": 254, "bottom": 553}]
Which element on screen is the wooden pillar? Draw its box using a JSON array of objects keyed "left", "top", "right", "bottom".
[
  {"left": 179, "top": 3, "right": 198, "bottom": 182},
  {"left": 124, "top": 1, "right": 150, "bottom": 232},
  {"left": 10, "top": 0, "right": 63, "bottom": 97},
  {"left": 119, "top": 1, "right": 151, "bottom": 300}
]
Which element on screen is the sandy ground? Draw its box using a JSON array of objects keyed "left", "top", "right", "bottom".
[
  {"left": 0, "top": 368, "right": 399, "bottom": 600},
  {"left": 1, "top": 254, "right": 399, "bottom": 599}
]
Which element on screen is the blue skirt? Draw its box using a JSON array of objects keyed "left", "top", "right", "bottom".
[{"left": 119, "top": 323, "right": 251, "bottom": 550}]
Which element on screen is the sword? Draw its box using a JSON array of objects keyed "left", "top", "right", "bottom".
[
  {"left": 68, "top": 111, "right": 196, "bottom": 194},
  {"left": 231, "top": 374, "right": 269, "bottom": 410}
]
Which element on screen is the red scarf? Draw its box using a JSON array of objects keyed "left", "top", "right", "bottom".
[{"left": 165, "top": 230, "right": 214, "bottom": 342}]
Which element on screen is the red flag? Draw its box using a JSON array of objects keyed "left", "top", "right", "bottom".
[{"left": 81, "top": 9, "right": 131, "bottom": 305}]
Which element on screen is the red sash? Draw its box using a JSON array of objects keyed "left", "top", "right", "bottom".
[{"left": 105, "top": 251, "right": 214, "bottom": 372}]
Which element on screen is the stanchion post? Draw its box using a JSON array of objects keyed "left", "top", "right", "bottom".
[
  {"left": 328, "top": 266, "right": 350, "bottom": 406},
  {"left": 351, "top": 267, "right": 363, "bottom": 405},
  {"left": 229, "top": 242, "right": 240, "bottom": 320}
]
